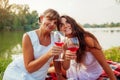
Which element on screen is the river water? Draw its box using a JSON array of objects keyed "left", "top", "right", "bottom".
[{"left": 85, "top": 28, "right": 120, "bottom": 50}]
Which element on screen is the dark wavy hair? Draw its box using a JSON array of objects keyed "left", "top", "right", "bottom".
[{"left": 58, "top": 15, "right": 100, "bottom": 63}]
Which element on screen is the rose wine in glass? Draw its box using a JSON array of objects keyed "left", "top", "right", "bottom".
[
  {"left": 67, "top": 37, "right": 79, "bottom": 53},
  {"left": 67, "top": 37, "right": 79, "bottom": 79},
  {"left": 54, "top": 42, "right": 64, "bottom": 47},
  {"left": 54, "top": 31, "right": 65, "bottom": 61},
  {"left": 67, "top": 47, "right": 79, "bottom": 52}
]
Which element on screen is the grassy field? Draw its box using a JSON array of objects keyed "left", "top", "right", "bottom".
[{"left": 0, "top": 46, "right": 120, "bottom": 80}]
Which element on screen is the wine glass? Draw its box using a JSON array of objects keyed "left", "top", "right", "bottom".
[
  {"left": 66, "top": 37, "right": 79, "bottom": 80},
  {"left": 67, "top": 37, "right": 79, "bottom": 53},
  {"left": 54, "top": 31, "right": 65, "bottom": 61}
]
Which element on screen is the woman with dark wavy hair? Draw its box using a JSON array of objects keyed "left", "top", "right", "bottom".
[{"left": 57, "top": 15, "right": 116, "bottom": 80}]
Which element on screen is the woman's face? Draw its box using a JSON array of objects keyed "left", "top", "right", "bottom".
[
  {"left": 60, "top": 17, "right": 72, "bottom": 37},
  {"left": 41, "top": 16, "right": 57, "bottom": 32}
]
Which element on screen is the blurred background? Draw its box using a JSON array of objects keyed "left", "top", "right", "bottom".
[{"left": 0, "top": 0, "right": 120, "bottom": 80}]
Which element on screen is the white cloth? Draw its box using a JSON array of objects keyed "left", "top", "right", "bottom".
[
  {"left": 67, "top": 52, "right": 102, "bottom": 80},
  {"left": 3, "top": 31, "right": 55, "bottom": 80}
]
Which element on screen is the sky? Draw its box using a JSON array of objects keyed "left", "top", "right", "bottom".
[{"left": 9, "top": 0, "right": 120, "bottom": 24}]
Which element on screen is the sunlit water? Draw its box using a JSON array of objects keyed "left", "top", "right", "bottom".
[{"left": 85, "top": 28, "right": 120, "bottom": 50}]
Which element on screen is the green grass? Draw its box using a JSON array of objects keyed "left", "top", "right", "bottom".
[
  {"left": 104, "top": 46, "right": 120, "bottom": 62},
  {"left": 0, "top": 58, "right": 12, "bottom": 80}
]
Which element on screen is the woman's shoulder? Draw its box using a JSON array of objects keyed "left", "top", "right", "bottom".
[
  {"left": 22, "top": 30, "right": 35, "bottom": 37},
  {"left": 22, "top": 30, "right": 37, "bottom": 43},
  {"left": 85, "top": 36, "right": 94, "bottom": 48},
  {"left": 26, "top": 30, "right": 36, "bottom": 35},
  {"left": 85, "top": 36, "right": 101, "bottom": 49}
]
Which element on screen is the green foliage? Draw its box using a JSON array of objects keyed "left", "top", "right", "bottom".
[
  {"left": 0, "top": 0, "right": 120, "bottom": 31},
  {"left": 0, "top": 58, "right": 12, "bottom": 80},
  {"left": 104, "top": 46, "right": 120, "bottom": 62},
  {"left": 0, "top": 8, "right": 12, "bottom": 30},
  {"left": 83, "top": 22, "right": 120, "bottom": 28},
  {"left": 0, "top": 1, "right": 39, "bottom": 31}
]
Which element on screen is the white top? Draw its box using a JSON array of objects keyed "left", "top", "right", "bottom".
[
  {"left": 67, "top": 52, "right": 102, "bottom": 80},
  {"left": 3, "top": 31, "right": 55, "bottom": 80}
]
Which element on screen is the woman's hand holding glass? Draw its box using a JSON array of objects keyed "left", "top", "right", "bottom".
[
  {"left": 54, "top": 31, "right": 65, "bottom": 61},
  {"left": 50, "top": 46, "right": 63, "bottom": 56},
  {"left": 64, "top": 50, "right": 76, "bottom": 60},
  {"left": 65, "top": 37, "right": 79, "bottom": 60}
]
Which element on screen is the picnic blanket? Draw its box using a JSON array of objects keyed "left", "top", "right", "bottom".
[
  {"left": 98, "top": 60, "right": 120, "bottom": 80},
  {"left": 45, "top": 60, "right": 120, "bottom": 80}
]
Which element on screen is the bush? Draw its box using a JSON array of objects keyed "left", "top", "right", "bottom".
[{"left": 104, "top": 46, "right": 120, "bottom": 62}]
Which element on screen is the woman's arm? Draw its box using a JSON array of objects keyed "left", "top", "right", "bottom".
[
  {"left": 22, "top": 33, "right": 53, "bottom": 73},
  {"left": 85, "top": 36, "right": 116, "bottom": 80},
  {"left": 22, "top": 33, "right": 62, "bottom": 73}
]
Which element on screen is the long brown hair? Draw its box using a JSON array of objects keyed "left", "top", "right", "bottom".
[{"left": 58, "top": 15, "right": 100, "bottom": 63}]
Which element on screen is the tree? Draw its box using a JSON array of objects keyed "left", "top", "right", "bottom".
[{"left": 0, "top": 0, "right": 13, "bottom": 31}]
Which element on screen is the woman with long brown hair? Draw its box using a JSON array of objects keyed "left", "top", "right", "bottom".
[{"left": 58, "top": 15, "right": 116, "bottom": 80}]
